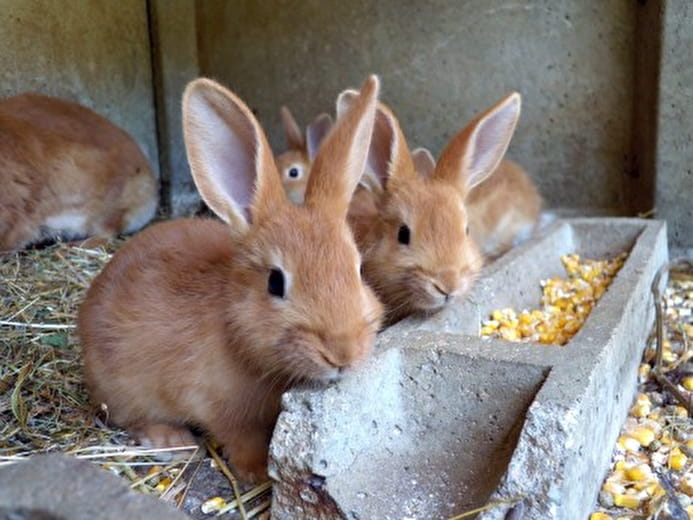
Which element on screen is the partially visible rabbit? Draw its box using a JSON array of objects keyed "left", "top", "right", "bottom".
[
  {"left": 78, "top": 76, "right": 383, "bottom": 483},
  {"left": 340, "top": 91, "right": 521, "bottom": 324},
  {"left": 0, "top": 93, "right": 158, "bottom": 252},
  {"left": 275, "top": 106, "right": 332, "bottom": 204},
  {"left": 411, "top": 147, "right": 542, "bottom": 260}
]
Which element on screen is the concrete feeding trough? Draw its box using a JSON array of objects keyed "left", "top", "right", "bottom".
[{"left": 268, "top": 218, "right": 668, "bottom": 519}]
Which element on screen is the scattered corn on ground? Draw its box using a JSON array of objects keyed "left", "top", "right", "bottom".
[
  {"left": 0, "top": 240, "right": 270, "bottom": 519},
  {"left": 480, "top": 253, "right": 628, "bottom": 345},
  {"left": 590, "top": 268, "right": 693, "bottom": 519}
]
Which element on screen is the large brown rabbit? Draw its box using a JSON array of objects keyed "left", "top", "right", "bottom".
[
  {"left": 78, "top": 76, "right": 383, "bottom": 483},
  {"left": 340, "top": 91, "right": 521, "bottom": 324},
  {"left": 412, "top": 148, "right": 542, "bottom": 260},
  {"left": 0, "top": 93, "right": 158, "bottom": 251}
]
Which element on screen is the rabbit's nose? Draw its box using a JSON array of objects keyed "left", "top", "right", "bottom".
[{"left": 433, "top": 270, "right": 462, "bottom": 297}]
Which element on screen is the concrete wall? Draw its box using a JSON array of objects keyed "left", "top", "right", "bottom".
[
  {"left": 0, "top": 1, "right": 689, "bottom": 247},
  {"left": 656, "top": 0, "right": 693, "bottom": 251},
  {"left": 0, "top": 0, "right": 158, "bottom": 173},
  {"left": 196, "top": 1, "right": 637, "bottom": 214},
  {"left": 148, "top": 0, "right": 199, "bottom": 216}
]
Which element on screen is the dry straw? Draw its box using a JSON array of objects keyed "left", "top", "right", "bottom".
[{"left": 0, "top": 240, "right": 270, "bottom": 518}]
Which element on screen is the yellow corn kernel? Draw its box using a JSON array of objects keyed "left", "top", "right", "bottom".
[
  {"left": 154, "top": 476, "right": 172, "bottom": 493},
  {"left": 612, "top": 493, "right": 642, "bottom": 509},
  {"left": 682, "top": 376, "right": 693, "bottom": 391},
  {"left": 590, "top": 513, "right": 612, "bottom": 520},
  {"left": 681, "top": 475, "right": 693, "bottom": 496},
  {"left": 491, "top": 309, "right": 506, "bottom": 321},
  {"left": 201, "top": 496, "right": 226, "bottom": 514},
  {"left": 669, "top": 448, "right": 687, "bottom": 471},
  {"left": 618, "top": 435, "right": 641, "bottom": 453},
  {"left": 628, "top": 426, "right": 656, "bottom": 447},
  {"left": 499, "top": 328, "right": 520, "bottom": 341},
  {"left": 480, "top": 325, "right": 497, "bottom": 336},
  {"left": 638, "top": 363, "right": 651, "bottom": 381},
  {"left": 624, "top": 463, "right": 652, "bottom": 482},
  {"left": 603, "top": 479, "right": 626, "bottom": 495},
  {"left": 672, "top": 405, "right": 689, "bottom": 419}
]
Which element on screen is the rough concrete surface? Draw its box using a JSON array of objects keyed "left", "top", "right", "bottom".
[
  {"left": 148, "top": 0, "right": 201, "bottom": 217},
  {"left": 196, "top": 1, "right": 635, "bottom": 213},
  {"left": 655, "top": 0, "right": 693, "bottom": 249},
  {"left": 0, "top": 454, "right": 190, "bottom": 520},
  {"left": 0, "top": 1, "right": 158, "bottom": 173},
  {"left": 269, "top": 218, "right": 668, "bottom": 519}
]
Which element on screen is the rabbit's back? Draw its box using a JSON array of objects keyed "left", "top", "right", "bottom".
[
  {"left": 466, "top": 159, "right": 541, "bottom": 259},
  {"left": 79, "top": 218, "right": 248, "bottom": 427},
  {"left": 0, "top": 93, "right": 158, "bottom": 250}
]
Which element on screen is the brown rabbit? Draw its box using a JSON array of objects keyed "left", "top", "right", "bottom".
[
  {"left": 411, "top": 147, "right": 542, "bottom": 260},
  {"left": 78, "top": 76, "right": 383, "bottom": 483},
  {"left": 340, "top": 92, "right": 521, "bottom": 324},
  {"left": 0, "top": 93, "right": 158, "bottom": 251},
  {"left": 275, "top": 106, "right": 332, "bottom": 204}
]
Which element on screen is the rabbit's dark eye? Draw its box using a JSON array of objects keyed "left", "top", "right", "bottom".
[
  {"left": 268, "top": 268, "right": 285, "bottom": 298},
  {"left": 398, "top": 224, "right": 411, "bottom": 245},
  {"left": 288, "top": 167, "right": 300, "bottom": 179},
  {"left": 466, "top": 224, "right": 470, "bottom": 236}
]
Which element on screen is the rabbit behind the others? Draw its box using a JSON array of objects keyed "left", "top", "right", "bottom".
[
  {"left": 0, "top": 93, "right": 158, "bottom": 252},
  {"left": 78, "top": 76, "right": 383, "bottom": 483},
  {"left": 341, "top": 92, "right": 521, "bottom": 324},
  {"left": 275, "top": 106, "right": 332, "bottom": 204},
  {"left": 412, "top": 148, "right": 542, "bottom": 261}
]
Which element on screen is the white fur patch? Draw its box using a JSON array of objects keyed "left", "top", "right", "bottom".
[
  {"left": 123, "top": 195, "right": 158, "bottom": 234},
  {"left": 44, "top": 211, "right": 89, "bottom": 236}
]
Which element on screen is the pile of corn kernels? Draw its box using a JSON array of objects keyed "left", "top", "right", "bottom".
[
  {"left": 480, "top": 253, "right": 628, "bottom": 345},
  {"left": 589, "top": 271, "right": 693, "bottom": 519}
]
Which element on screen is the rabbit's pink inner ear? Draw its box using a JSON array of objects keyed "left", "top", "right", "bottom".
[
  {"left": 183, "top": 79, "right": 283, "bottom": 230},
  {"left": 434, "top": 92, "right": 521, "bottom": 195},
  {"left": 306, "top": 75, "right": 379, "bottom": 216},
  {"left": 306, "top": 113, "right": 333, "bottom": 161},
  {"left": 463, "top": 92, "right": 521, "bottom": 190},
  {"left": 369, "top": 103, "right": 417, "bottom": 191},
  {"left": 280, "top": 106, "right": 305, "bottom": 151},
  {"left": 412, "top": 147, "right": 436, "bottom": 177}
]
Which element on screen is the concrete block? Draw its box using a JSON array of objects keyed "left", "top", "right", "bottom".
[
  {"left": 269, "top": 218, "right": 668, "bottom": 519},
  {"left": 0, "top": 454, "right": 190, "bottom": 520}
]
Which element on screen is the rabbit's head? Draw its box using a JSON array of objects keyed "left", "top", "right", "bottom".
[
  {"left": 341, "top": 92, "right": 521, "bottom": 321},
  {"left": 275, "top": 106, "right": 333, "bottom": 204},
  {"left": 183, "top": 77, "right": 383, "bottom": 382}
]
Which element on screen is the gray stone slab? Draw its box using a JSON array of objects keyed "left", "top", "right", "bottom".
[
  {"left": 0, "top": 454, "right": 190, "bottom": 520},
  {"left": 268, "top": 218, "right": 668, "bottom": 519}
]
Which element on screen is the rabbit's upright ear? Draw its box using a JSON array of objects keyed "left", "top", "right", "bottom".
[
  {"left": 412, "top": 147, "right": 436, "bottom": 177},
  {"left": 434, "top": 92, "right": 521, "bottom": 195},
  {"left": 304, "top": 75, "right": 379, "bottom": 217},
  {"left": 306, "top": 113, "right": 333, "bottom": 161},
  {"left": 337, "top": 92, "right": 416, "bottom": 196},
  {"left": 183, "top": 79, "right": 287, "bottom": 234},
  {"left": 280, "top": 106, "right": 305, "bottom": 150}
]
